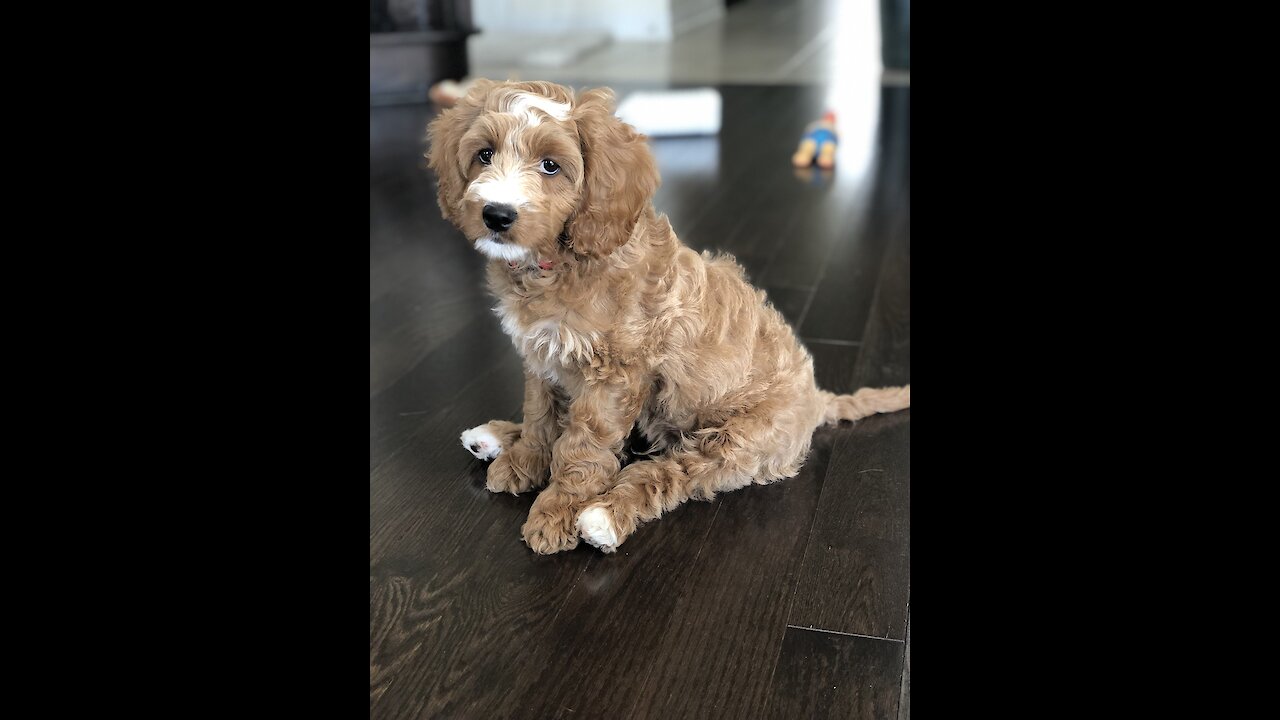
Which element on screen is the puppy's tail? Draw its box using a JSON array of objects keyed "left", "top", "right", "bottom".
[{"left": 820, "top": 385, "right": 910, "bottom": 425}]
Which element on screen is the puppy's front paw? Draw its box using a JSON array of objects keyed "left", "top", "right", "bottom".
[
  {"left": 485, "top": 442, "right": 550, "bottom": 494},
  {"left": 522, "top": 514, "right": 579, "bottom": 554},
  {"left": 460, "top": 424, "right": 504, "bottom": 460},
  {"left": 521, "top": 492, "right": 580, "bottom": 554},
  {"left": 576, "top": 505, "right": 620, "bottom": 554}
]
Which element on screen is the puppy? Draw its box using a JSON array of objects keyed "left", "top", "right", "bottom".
[{"left": 428, "top": 80, "right": 909, "bottom": 555}]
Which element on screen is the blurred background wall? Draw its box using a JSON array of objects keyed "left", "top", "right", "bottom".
[
  {"left": 370, "top": 0, "right": 909, "bottom": 105},
  {"left": 472, "top": 0, "right": 724, "bottom": 41}
]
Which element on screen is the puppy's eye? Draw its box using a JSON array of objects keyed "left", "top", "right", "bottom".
[
  {"left": 477, "top": 148, "right": 494, "bottom": 165},
  {"left": 539, "top": 159, "right": 560, "bottom": 176}
]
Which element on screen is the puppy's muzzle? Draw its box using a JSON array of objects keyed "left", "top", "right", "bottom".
[{"left": 482, "top": 204, "right": 518, "bottom": 232}]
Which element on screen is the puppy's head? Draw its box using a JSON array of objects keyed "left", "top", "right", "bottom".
[{"left": 427, "top": 80, "right": 659, "bottom": 266}]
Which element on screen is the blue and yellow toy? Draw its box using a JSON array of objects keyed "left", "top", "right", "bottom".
[{"left": 792, "top": 111, "right": 838, "bottom": 170}]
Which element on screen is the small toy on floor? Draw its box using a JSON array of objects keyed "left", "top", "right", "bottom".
[{"left": 792, "top": 111, "right": 838, "bottom": 169}]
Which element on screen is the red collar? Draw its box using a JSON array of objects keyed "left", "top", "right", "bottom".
[{"left": 509, "top": 260, "right": 555, "bottom": 271}]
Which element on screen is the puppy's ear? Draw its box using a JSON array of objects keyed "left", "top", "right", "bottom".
[
  {"left": 566, "top": 88, "right": 660, "bottom": 258},
  {"left": 426, "top": 78, "right": 496, "bottom": 227}
]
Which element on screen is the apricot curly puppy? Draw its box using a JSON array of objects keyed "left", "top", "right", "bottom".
[{"left": 429, "top": 80, "right": 910, "bottom": 555}]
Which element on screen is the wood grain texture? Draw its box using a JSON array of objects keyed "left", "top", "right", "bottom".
[
  {"left": 764, "top": 627, "right": 906, "bottom": 720},
  {"left": 467, "top": 496, "right": 726, "bottom": 719},
  {"left": 807, "top": 341, "right": 861, "bottom": 396},
  {"left": 796, "top": 209, "right": 888, "bottom": 343},
  {"left": 787, "top": 152, "right": 911, "bottom": 637},
  {"left": 798, "top": 86, "right": 909, "bottom": 344},
  {"left": 369, "top": 354, "right": 525, "bottom": 555},
  {"left": 369, "top": 363, "right": 592, "bottom": 720},
  {"left": 370, "top": 533, "right": 592, "bottom": 720},
  {"left": 368, "top": 317, "right": 518, "bottom": 470},
  {"left": 785, "top": 412, "right": 910, "bottom": 639},
  {"left": 369, "top": 355, "right": 588, "bottom": 718},
  {"left": 898, "top": 609, "right": 911, "bottom": 720},
  {"left": 761, "top": 204, "right": 851, "bottom": 291},
  {"left": 626, "top": 430, "right": 837, "bottom": 720},
  {"left": 369, "top": 283, "right": 489, "bottom": 397},
  {"left": 764, "top": 284, "right": 812, "bottom": 329},
  {"left": 849, "top": 212, "right": 910, "bottom": 391}
]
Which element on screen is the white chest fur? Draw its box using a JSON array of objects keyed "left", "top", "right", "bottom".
[{"left": 494, "top": 301, "right": 598, "bottom": 384}]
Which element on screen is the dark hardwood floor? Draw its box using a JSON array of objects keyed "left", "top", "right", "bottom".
[{"left": 370, "top": 84, "right": 910, "bottom": 719}]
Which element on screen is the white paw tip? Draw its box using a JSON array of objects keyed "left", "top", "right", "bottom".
[
  {"left": 460, "top": 425, "right": 502, "bottom": 461},
  {"left": 576, "top": 506, "right": 618, "bottom": 552}
]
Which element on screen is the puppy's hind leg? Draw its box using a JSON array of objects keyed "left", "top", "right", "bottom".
[
  {"left": 577, "top": 413, "right": 810, "bottom": 553},
  {"left": 460, "top": 420, "right": 522, "bottom": 461}
]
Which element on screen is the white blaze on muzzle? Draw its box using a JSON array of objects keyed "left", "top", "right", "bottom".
[{"left": 467, "top": 172, "right": 531, "bottom": 209}]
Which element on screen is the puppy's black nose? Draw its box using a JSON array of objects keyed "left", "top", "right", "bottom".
[{"left": 482, "top": 204, "right": 518, "bottom": 232}]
